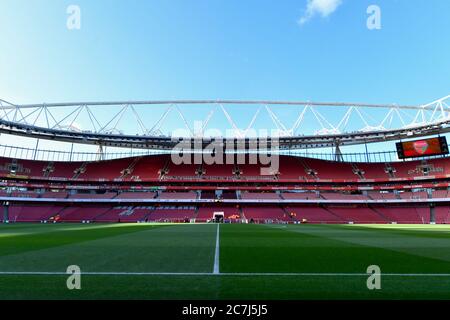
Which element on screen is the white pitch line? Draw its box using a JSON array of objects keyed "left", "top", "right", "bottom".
[
  {"left": 213, "top": 223, "right": 220, "bottom": 274},
  {"left": 1, "top": 271, "right": 450, "bottom": 277}
]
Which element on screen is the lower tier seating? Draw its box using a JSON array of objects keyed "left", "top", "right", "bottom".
[{"left": 3, "top": 204, "right": 448, "bottom": 224}]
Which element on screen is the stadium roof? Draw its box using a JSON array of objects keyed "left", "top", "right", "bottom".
[{"left": 1, "top": 95, "right": 449, "bottom": 150}]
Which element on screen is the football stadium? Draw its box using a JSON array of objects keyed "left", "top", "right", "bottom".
[
  {"left": 1, "top": 0, "right": 450, "bottom": 309},
  {"left": 1, "top": 97, "right": 450, "bottom": 301}
]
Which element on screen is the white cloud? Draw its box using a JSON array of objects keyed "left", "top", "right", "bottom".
[{"left": 298, "top": 0, "right": 343, "bottom": 25}]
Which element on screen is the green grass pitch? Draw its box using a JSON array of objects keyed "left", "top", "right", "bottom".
[{"left": 1, "top": 223, "right": 450, "bottom": 299}]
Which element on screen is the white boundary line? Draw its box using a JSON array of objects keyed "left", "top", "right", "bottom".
[
  {"left": 1, "top": 271, "right": 450, "bottom": 277},
  {"left": 213, "top": 224, "right": 220, "bottom": 274}
]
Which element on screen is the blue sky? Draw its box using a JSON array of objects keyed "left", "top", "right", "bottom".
[{"left": 0, "top": 0, "right": 449, "bottom": 154}]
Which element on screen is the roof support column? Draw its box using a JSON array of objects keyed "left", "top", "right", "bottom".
[
  {"left": 33, "top": 139, "right": 40, "bottom": 160},
  {"left": 97, "top": 145, "right": 105, "bottom": 161},
  {"left": 334, "top": 142, "right": 343, "bottom": 162}
]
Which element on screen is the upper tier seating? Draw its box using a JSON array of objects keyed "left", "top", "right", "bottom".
[
  {"left": 49, "top": 162, "right": 82, "bottom": 179},
  {"left": 301, "top": 158, "right": 355, "bottom": 180},
  {"left": 390, "top": 160, "right": 427, "bottom": 179},
  {"left": 202, "top": 163, "right": 236, "bottom": 179},
  {"left": 165, "top": 160, "right": 199, "bottom": 179},
  {"left": 79, "top": 158, "right": 134, "bottom": 181},
  {"left": 353, "top": 162, "right": 390, "bottom": 180},
  {"left": 0, "top": 157, "right": 48, "bottom": 178},
  {"left": 237, "top": 154, "right": 278, "bottom": 179},
  {"left": 236, "top": 163, "right": 264, "bottom": 179},
  {"left": 428, "top": 158, "right": 450, "bottom": 175},
  {"left": 1, "top": 155, "right": 450, "bottom": 183},
  {"left": 277, "top": 156, "right": 307, "bottom": 180},
  {"left": 125, "top": 155, "right": 168, "bottom": 180}
]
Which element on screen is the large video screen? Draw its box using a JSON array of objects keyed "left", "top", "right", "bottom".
[{"left": 396, "top": 137, "right": 449, "bottom": 159}]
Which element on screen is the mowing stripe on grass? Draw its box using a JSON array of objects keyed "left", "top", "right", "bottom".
[
  {"left": 213, "top": 224, "right": 220, "bottom": 274},
  {"left": 2, "top": 271, "right": 450, "bottom": 277}
]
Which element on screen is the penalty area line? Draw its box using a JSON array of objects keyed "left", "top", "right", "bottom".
[{"left": 213, "top": 223, "right": 220, "bottom": 274}]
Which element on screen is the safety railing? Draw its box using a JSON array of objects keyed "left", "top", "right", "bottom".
[{"left": 0, "top": 143, "right": 448, "bottom": 163}]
